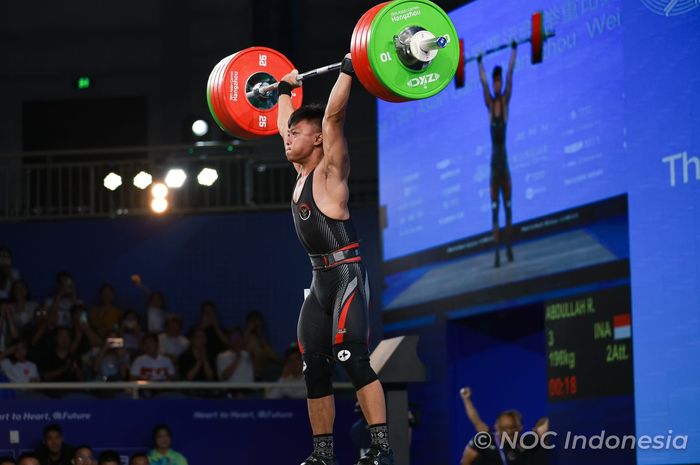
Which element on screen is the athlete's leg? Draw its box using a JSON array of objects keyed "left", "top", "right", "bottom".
[
  {"left": 504, "top": 171, "right": 514, "bottom": 261},
  {"left": 331, "top": 266, "right": 393, "bottom": 464},
  {"left": 298, "top": 285, "right": 338, "bottom": 464},
  {"left": 491, "top": 173, "right": 501, "bottom": 267}
]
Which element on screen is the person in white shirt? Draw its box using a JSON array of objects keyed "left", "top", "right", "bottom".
[
  {"left": 8, "top": 280, "right": 39, "bottom": 330},
  {"left": 159, "top": 315, "right": 190, "bottom": 363},
  {"left": 43, "top": 272, "right": 83, "bottom": 328},
  {"left": 130, "top": 333, "right": 175, "bottom": 381},
  {"left": 266, "top": 345, "right": 307, "bottom": 400},
  {"left": 0, "top": 340, "right": 39, "bottom": 382},
  {"left": 217, "top": 327, "right": 254, "bottom": 383}
]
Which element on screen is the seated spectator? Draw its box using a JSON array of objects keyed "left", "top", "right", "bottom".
[
  {"left": 97, "top": 451, "right": 119, "bottom": 465},
  {"left": 145, "top": 291, "right": 167, "bottom": 334},
  {"left": 266, "top": 345, "right": 306, "bottom": 399},
  {"left": 29, "top": 307, "right": 60, "bottom": 365},
  {"left": 243, "top": 310, "right": 280, "bottom": 380},
  {"left": 0, "top": 247, "right": 20, "bottom": 300},
  {"left": 7, "top": 279, "right": 39, "bottom": 333},
  {"left": 0, "top": 340, "right": 39, "bottom": 382},
  {"left": 0, "top": 456, "right": 16, "bottom": 465},
  {"left": 217, "top": 327, "right": 254, "bottom": 383},
  {"left": 148, "top": 425, "right": 189, "bottom": 465},
  {"left": 178, "top": 328, "right": 214, "bottom": 381},
  {"left": 0, "top": 303, "right": 19, "bottom": 352},
  {"left": 89, "top": 284, "right": 123, "bottom": 337},
  {"left": 70, "top": 305, "right": 101, "bottom": 358},
  {"left": 39, "top": 327, "right": 82, "bottom": 382},
  {"left": 158, "top": 315, "right": 189, "bottom": 363},
  {"left": 94, "top": 330, "right": 130, "bottom": 381},
  {"left": 130, "top": 334, "right": 175, "bottom": 381},
  {"left": 43, "top": 272, "right": 83, "bottom": 328},
  {"left": 197, "top": 301, "right": 228, "bottom": 359},
  {"left": 130, "top": 275, "right": 167, "bottom": 334},
  {"left": 120, "top": 310, "right": 143, "bottom": 355},
  {"left": 17, "top": 453, "right": 39, "bottom": 465},
  {"left": 128, "top": 454, "right": 148, "bottom": 465},
  {"left": 35, "top": 424, "right": 74, "bottom": 465},
  {"left": 71, "top": 445, "right": 95, "bottom": 465}
]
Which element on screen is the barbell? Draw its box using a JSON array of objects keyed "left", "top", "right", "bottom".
[
  {"left": 454, "top": 12, "right": 555, "bottom": 87},
  {"left": 206, "top": 0, "right": 460, "bottom": 140}
]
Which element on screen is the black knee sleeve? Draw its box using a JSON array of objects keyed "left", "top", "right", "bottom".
[
  {"left": 302, "top": 353, "right": 335, "bottom": 399},
  {"left": 334, "top": 343, "right": 378, "bottom": 391},
  {"left": 492, "top": 201, "right": 499, "bottom": 225}
]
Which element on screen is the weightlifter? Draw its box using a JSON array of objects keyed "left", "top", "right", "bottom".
[
  {"left": 276, "top": 54, "right": 393, "bottom": 465},
  {"left": 478, "top": 42, "right": 517, "bottom": 268}
]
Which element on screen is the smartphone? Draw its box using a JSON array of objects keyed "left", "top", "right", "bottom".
[
  {"left": 79, "top": 311, "right": 88, "bottom": 325},
  {"left": 107, "top": 337, "right": 124, "bottom": 349}
]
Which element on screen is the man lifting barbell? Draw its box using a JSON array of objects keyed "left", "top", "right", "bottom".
[
  {"left": 277, "top": 56, "right": 393, "bottom": 465},
  {"left": 478, "top": 42, "right": 517, "bottom": 268}
]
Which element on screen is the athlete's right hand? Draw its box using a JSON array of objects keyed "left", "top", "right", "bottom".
[{"left": 281, "top": 69, "right": 301, "bottom": 88}]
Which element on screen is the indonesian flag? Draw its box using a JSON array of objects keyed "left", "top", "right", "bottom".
[{"left": 613, "top": 314, "right": 631, "bottom": 340}]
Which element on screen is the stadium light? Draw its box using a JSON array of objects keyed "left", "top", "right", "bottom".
[
  {"left": 197, "top": 168, "right": 219, "bottom": 187},
  {"left": 103, "top": 172, "right": 122, "bottom": 191},
  {"left": 165, "top": 169, "right": 187, "bottom": 189},
  {"left": 133, "top": 171, "right": 153, "bottom": 190},
  {"left": 192, "top": 120, "right": 209, "bottom": 137},
  {"left": 151, "top": 182, "right": 168, "bottom": 199},
  {"left": 151, "top": 197, "right": 169, "bottom": 214}
]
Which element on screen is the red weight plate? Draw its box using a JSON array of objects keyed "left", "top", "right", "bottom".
[
  {"left": 455, "top": 38, "right": 465, "bottom": 88},
  {"left": 214, "top": 54, "right": 248, "bottom": 137},
  {"left": 209, "top": 54, "right": 238, "bottom": 135},
  {"left": 359, "top": 3, "right": 407, "bottom": 102},
  {"left": 352, "top": 2, "right": 404, "bottom": 102},
  {"left": 215, "top": 53, "right": 254, "bottom": 138},
  {"left": 219, "top": 47, "right": 303, "bottom": 139},
  {"left": 350, "top": 4, "right": 379, "bottom": 95},
  {"left": 531, "top": 11, "right": 544, "bottom": 65}
]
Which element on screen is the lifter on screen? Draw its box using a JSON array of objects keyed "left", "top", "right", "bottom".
[
  {"left": 277, "top": 54, "right": 393, "bottom": 465},
  {"left": 478, "top": 42, "right": 517, "bottom": 267}
]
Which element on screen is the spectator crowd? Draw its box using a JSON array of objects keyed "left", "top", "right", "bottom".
[
  {"left": 0, "top": 247, "right": 305, "bottom": 399},
  {"left": 0, "top": 423, "right": 188, "bottom": 465}
]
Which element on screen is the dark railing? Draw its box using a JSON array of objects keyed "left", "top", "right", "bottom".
[{"left": 0, "top": 143, "right": 377, "bottom": 220}]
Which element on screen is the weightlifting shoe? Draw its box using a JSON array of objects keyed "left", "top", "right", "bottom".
[
  {"left": 356, "top": 447, "right": 394, "bottom": 465},
  {"left": 301, "top": 453, "right": 339, "bottom": 465}
]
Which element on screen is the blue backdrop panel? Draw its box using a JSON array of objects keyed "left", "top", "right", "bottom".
[
  {"left": 623, "top": 1, "right": 700, "bottom": 464},
  {"left": 0, "top": 399, "right": 357, "bottom": 464}
]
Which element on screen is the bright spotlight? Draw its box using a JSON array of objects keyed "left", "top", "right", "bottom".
[
  {"left": 103, "top": 172, "right": 122, "bottom": 191},
  {"left": 151, "top": 197, "right": 169, "bottom": 214},
  {"left": 192, "top": 120, "right": 209, "bottom": 137},
  {"left": 197, "top": 168, "right": 219, "bottom": 187},
  {"left": 151, "top": 182, "right": 168, "bottom": 199},
  {"left": 165, "top": 169, "right": 187, "bottom": 188},
  {"left": 133, "top": 171, "right": 153, "bottom": 190}
]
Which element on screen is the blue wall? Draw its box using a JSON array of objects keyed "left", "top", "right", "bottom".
[
  {"left": 0, "top": 399, "right": 358, "bottom": 464},
  {"left": 1, "top": 207, "right": 382, "bottom": 352}
]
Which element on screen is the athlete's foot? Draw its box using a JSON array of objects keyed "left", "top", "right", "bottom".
[
  {"left": 507, "top": 247, "right": 514, "bottom": 262},
  {"left": 301, "top": 453, "right": 339, "bottom": 465},
  {"left": 494, "top": 250, "right": 501, "bottom": 268},
  {"left": 357, "top": 447, "right": 394, "bottom": 465}
]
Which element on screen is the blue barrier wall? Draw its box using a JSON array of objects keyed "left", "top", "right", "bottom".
[{"left": 0, "top": 399, "right": 358, "bottom": 464}]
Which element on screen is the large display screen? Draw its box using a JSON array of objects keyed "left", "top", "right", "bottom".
[{"left": 379, "top": 0, "right": 625, "bottom": 261}]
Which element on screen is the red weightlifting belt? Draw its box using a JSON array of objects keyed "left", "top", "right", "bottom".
[{"left": 309, "top": 242, "right": 362, "bottom": 270}]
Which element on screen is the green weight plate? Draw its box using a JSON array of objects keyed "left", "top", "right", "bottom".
[{"left": 367, "top": 0, "right": 459, "bottom": 100}]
